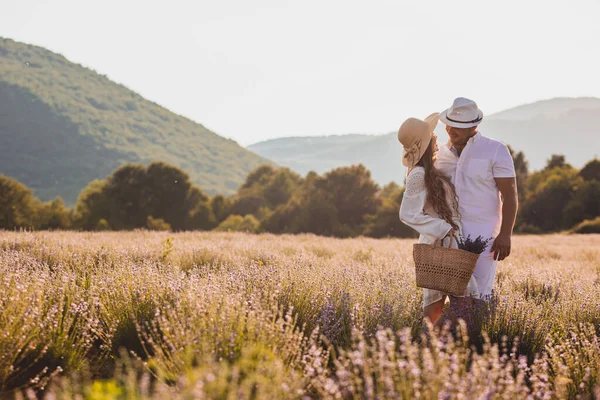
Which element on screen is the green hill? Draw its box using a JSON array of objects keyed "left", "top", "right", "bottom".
[{"left": 0, "top": 38, "right": 271, "bottom": 204}]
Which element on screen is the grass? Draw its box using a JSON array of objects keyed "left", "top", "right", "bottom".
[
  {"left": 0, "top": 231, "right": 599, "bottom": 398},
  {"left": 572, "top": 217, "right": 600, "bottom": 234}
]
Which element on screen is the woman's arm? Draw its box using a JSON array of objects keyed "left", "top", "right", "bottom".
[{"left": 399, "top": 169, "right": 453, "bottom": 241}]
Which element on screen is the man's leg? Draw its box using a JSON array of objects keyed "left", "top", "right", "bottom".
[
  {"left": 472, "top": 253, "right": 498, "bottom": 301},
  {"left": 465, "top": 254, "right": 496, "bottom": 350}
]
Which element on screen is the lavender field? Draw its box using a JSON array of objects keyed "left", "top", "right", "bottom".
[{"left": 1, "top": 231, "right": 600, "bottom": 399}]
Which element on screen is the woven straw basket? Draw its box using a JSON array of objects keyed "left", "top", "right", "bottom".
[{"left": 413, "top": 234, "right": 480, "bottom": 296}]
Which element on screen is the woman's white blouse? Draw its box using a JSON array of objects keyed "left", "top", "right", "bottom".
[
  {"left": 399, "top": 166, "right": 479, "bottom": 301},
  {"left": 399, "top": 167, "right": 453, "bottom": 245}
]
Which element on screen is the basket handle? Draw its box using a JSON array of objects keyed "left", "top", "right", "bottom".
[{"left": 439, "top": 229, "right": 460, "bottom": 248}]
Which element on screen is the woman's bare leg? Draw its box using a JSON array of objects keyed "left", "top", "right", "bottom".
[{"left": 423, "top": 296, "right": 446, "bottom": 325}]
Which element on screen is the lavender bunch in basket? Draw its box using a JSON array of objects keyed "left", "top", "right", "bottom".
[{"left": 458, "top": 234, "right": 492, "bottom": 255}]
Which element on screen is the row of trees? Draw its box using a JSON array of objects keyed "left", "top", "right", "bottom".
[
  {"left": 516, "top": 154, "right": 600, "bottom": 233},
  {"left": 1, "top": 153, "right": 599, "bottom": 236}
]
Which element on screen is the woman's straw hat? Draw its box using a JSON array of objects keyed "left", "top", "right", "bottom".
[{"left": 397, "top": 113, "right": 439, "bottom": 167}]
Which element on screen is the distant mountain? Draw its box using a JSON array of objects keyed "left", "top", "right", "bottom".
[
  {"left": 249, "top": 97, "right": 600, "bottom": 186},
  {"left": 0, "top": 38, "right": 271, "bottom": 204},
  {"left": 248, "top": 134, "right": 377, "bottom": 177},
  {"left": 487, "top": 97, "right": 600, "bottom": 121}
]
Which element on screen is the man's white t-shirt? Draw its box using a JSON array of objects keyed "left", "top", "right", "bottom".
[
  {"left": 435, "top": 131, "right": 515, "bottom": 240},
  {"left": 435, "top": 131, "right": 516, "bottom": 297}
]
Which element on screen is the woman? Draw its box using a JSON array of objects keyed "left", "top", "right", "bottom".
[{"left": 398, "top": 113, "right": 478, "bottom": 326}]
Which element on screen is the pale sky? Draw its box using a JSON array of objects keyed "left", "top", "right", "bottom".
[{"left": 2, "top": 0, "right": 600, "bottom": 146}]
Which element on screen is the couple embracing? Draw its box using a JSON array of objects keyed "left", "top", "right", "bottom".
[{"left": 398, "top": 97, "right": 518, "bottom": 328}]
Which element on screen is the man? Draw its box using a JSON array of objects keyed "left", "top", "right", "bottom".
[{"left": 436, "top": 97, "right": 518, "bottom": 301}]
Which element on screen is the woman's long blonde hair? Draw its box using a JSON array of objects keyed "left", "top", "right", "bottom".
[{"left": 416, "top": 141, "right": 460, "bottom": 230}]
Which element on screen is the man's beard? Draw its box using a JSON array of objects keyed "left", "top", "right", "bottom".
[{"left": 450, "top": 138, "right": 468, "bottom": 146}]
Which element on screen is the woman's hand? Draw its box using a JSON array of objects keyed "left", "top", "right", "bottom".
[
  {"left": 441, "top": 226, "right": 458, "bottom": 245},
  {"left": 448, "top": 224, "right": 460, "bottom": 236}
]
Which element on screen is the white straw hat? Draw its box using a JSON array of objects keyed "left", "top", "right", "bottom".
[{"left": 439, "top": 97, "right": 483, "bottom": 128}]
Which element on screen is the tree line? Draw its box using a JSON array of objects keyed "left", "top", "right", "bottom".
[{"left": 1, "top": 150, "right": 599, "bottom": 235}]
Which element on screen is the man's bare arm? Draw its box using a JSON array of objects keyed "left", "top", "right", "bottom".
[{"left": 490, "top": 177, "right": 518, "bottom": 261}]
